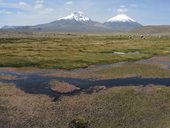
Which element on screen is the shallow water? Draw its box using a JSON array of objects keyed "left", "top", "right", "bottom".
[
  {"left": 139, "top": 55, "right": 170, "bottom": 69},
  {"left": 0, "top": 55, "right": 170, "bottom": 100}
]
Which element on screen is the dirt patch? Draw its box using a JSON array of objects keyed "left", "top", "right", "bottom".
[
  {"left": 50, "top": 80, "right": 80, "bottom": 93},
  {"left": 0, "top": 74, "right": 23, "bottom": 80},
  {"left": 87, "top": 86, "right": 107, "bottom": 93},
  {"left": 0, "top": 67, "right": 40, "bottom": 73}
]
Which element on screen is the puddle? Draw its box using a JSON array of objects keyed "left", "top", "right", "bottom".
[{"left": 113, "top": 51, "right": 140, "bottom": 55}]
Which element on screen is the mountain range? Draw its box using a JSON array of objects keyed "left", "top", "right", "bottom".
[{"left": 1, "top": 11, "right": 142, "bottom": 32}]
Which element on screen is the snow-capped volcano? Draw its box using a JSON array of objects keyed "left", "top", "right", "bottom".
[
  {"left": 1, "top": 12, "right": 142, "bottom": 32},
  {"left": 58, "top": 12, "right": 91, "bottom": 22},
  {"left": 104, "top": 14, "right": 142, "bottom": 32},
  {"left": 107, "top": 14, "right": 135, "bottom": 22},
  {"left": 4, "top": 11, "right": 113, "bottom": 32}
]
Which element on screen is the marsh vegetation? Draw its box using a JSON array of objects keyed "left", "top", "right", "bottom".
[
  {"left": 0, "top": 34, "right": 170, "bottom": 69},
  {"left": 0, "top": 83, "right": 170, "bottom": 128},
  {"left": 0, "top": 33, "right": 170, "bottom": 128}
]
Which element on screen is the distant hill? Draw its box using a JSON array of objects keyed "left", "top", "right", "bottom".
[{"left": 130, "top": 25, "right": 170, "bottom": 35}]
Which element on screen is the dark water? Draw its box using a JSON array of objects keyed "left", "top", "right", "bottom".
[
  {"left": 0, "top": 68, "right": 170, "bottom": 100},
  {"left": 0, "top": 55, "right": 170, "bottom": 100}
]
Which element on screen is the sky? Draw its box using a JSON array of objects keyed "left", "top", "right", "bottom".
[{"left": 0, "top": 0, "right": 170, "bottom": 27}]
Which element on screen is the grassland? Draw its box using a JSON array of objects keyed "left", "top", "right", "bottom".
[
  {"left": 0, "top": 34, "right": 170, "bottom": 69},
  {"left": 92, "top": 63, "right": 170, "bottom": 79},
  {"left": 0, "top": 82, "right": 170, "bottom": 128},
  {"left": 130, "top": 25, "right": 170, "bottom": 35}
]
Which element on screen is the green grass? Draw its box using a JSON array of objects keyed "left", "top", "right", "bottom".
[
  {"left": 0, "top": 35, "right": 170, "bottom": 69},
  {"left": 0, "top": 83, "right": 170, "bottom": 128},
  {"left": 94, "top": 63, "right": 170, "bottom": 79}
]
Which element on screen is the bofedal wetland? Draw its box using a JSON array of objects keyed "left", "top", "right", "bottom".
[{"left": 1, "top": 33, "right": 170, "bottom": 128}]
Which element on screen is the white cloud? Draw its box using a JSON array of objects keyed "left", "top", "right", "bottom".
[
  {"left": 117, "top": 8, "right": 128, "bottom": 13},
  {"left": 120, "top": 5, "right": 126, "bottom": 8},
  {"left": 108, "top": 8, "right": 115, "bottom": 12},
  {"left": 35, "top": 0, "right": 44, "bottom": 4},
  {"left": 130, "top": 4, "right": 138, "bottom": 8},
  {"left": 39, "top": 8, "right": 54, "bottom": 14},
  {"left": 9, "top": 1, "right": 54, "bottom": 15},
  {"left": 35, "top": 4, "right": 44, "bottom": 9},
  {"left": 65, "top": 1, "right": 73, "bottom": 5},
  {"left": 34, "top": 3, "right": 54, "bottom": 14},
  {"left": 16, "top": 11, "right": 23, "bottom": 15},
  {"left": 12, "top": 2, "right": 31, "bottom": 10},
  {"left": 0, "top": 0, "right": 55, "bottom": 26},
  {"left": 33, "top": 0, "right": 54, "bottom": 14},
  {"left": 0, "top": 9, "right": 12, "bottom": 14},
  {"left": 117, "top": 5, "right": 128, "bottom": 13},
  {"left": 18, "top": 2, "right": 28, "bottom": 7}
]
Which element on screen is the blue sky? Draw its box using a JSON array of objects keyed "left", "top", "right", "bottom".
[{"left": 0, "top": 0, "right": 170, "bottom": 27}]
